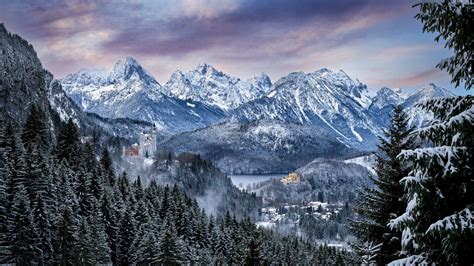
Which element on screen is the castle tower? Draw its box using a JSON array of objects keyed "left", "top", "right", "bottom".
[{"left": 139, "top": 125, "right": 157, "bottom": 158}]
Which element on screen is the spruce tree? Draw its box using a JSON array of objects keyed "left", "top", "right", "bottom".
[
  {"left": 55, "top": 206, "right": 78, "bottom": 265},
  {"left": 56, "top": 118, "right": 80, "bottom": 165},
  {"left": 75, "top": 217, "right": 93, "bottom": 265},
  {"left": 9, "top": 185, "right": 37, "bottom": 265},
  {"left": 0, "top": 163, "right": 8, "bottom": 263},
  {"left": 117, "top": 203, "right": 136, "bottom": 265},
  {"left": 389, "top": 96, "right": 474, "bottom": 264},
  {"left": 2, "top": 121, "right": 28, "bottom": 202},
  {"left": 100, "top": 189, "right": 119, "bottom": 264},
  {"left": 33, "top": 192, "right": 54, "bottom": 264},
  {"left": 155, "top": 221, "right": 182, "bottom": 265},
  {"left": 76, "top": 167, "right": 92, "bottom": 217},
  {"left": 244, "top": 238, "right": 261, "bottom": 266},
  {"left": 89, "top": 209, "right": 111, "bottom": 264},
  {"left": 100, "top": 147, "right": 115, "bottom": 187},
  {"left": 22, "top": 104, "right": 50, "bottom": 152},
  {"left": 350, "top": 106, "right": 416, "bottom": 264},
  {"left": 118, "top": 171, "right": 130, "bottom": 201}
]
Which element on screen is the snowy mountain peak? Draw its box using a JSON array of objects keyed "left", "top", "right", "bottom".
[
  {"left": 108, "top": 56, "right": 158, "bottom": 85},
  {"left": 193, "top": 62, "right": 227, "bottom": 78},
  {"left": 250, "top": 72, "right": 272, "bottom": 88},
  {"left": 419, "top": 83, "right": 452, "bottom": 96},
  {"left": 164, "top": 63, "right": 272, "bottom": 110},
  {"left": 369, "top": 87, "right": 404, "bottom": 112},
  {"left": 402, "top": 83, "right": 455, "bottom": 128}
]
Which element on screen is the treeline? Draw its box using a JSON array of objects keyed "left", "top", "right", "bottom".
[{"left": 0, "top": 106, "right": 354, "bottom": 264}]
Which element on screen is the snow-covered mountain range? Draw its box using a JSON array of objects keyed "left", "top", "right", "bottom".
[
  {"left": 228, "top": 69, "right": 381, "bottom": 149},
  {"left": 61, "top": 57, "right": 225, "bottom": 133},
  {"left": 59, "top": 55, "right": 454, "bottom": 173}
]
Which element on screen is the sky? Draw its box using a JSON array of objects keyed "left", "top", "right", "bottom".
[{"left": 0, "top": 0, "right": 467, "bottom": 94}]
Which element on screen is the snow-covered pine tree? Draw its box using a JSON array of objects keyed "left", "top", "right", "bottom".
[
  {"left": 99, "top": 188, "right": 119, "bottom": 264},
  {"left": 89, "top": 209, "right": 111, "bottom": 264},
  {"left": 132, "top": 175, "right": 144, "bottom": 201},
  {"left": 56, "top": 161, "right": 79, "bottom": 211},
  {"left": 76, "top": 166, "right": 92, "bottom": 217},
  {"left": 2, "top": 121, "right": 28, "bottom": 202},
  {"left": 389, "top": 96, "right": 474, "bottom": 264},
  {"left": 117, "top": 171, "right": 130, "bottom": 202},
  {"left": 155, "top": 220, "right": 183, "bottom": 265},
  {"left": 56, "top": 118, "right": 81, "bottom": 166},
  {"left": 100, "top": 147, "right": 115, "bottom": 187},
  {"left": 117, "top": 203, "right": 136, "bottom": 265},
  {"left": 9, "top": 185, "right": 38, "bottom": 265},
  {"left": 55, "top": 206, "right": 78, "bottom": 265},
  {"left": 244, "top": 238, "right": 261, "bottom": 265},
  {"left": 21, "top": 104, "right": 50, "bottom": 152},
  {"left": 33, "top": 192, "right": 54, "bottom": 264},
  {"left": 350, "top": 105, "right": 416, "bottom": 264},
  {"left": 26, "top": 144, "right": 52, "bottom": 205},
  {"left": 415, "top": 0, "right": 473, "bottom": 89},
  {"left": 0, "top": 160, "right": 8, "bottom": 263},
  {"left": 75, "top": 217, "right": 93, "bottom": 265}
]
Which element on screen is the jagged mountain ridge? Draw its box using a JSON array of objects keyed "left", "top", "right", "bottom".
[
  {"left": 164, "top": 63, "right": 272, "bottom": 111},
  {"left": 61, "top": 57, "right": 226, "bottom": 133},
  {"left": 228, "top": 69, "right": 381, "bottom": 149},
  {"left": 61, "top": 56, "right": 454, "bottom": 147}
]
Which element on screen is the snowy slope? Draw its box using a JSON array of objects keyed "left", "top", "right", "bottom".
[
  {"left": 369, "top": 87, "right": 407, "bottom": 126},
  {"left": 163, "top": 63, "right": 272, "bottom": 111},
  {"left": 228, "top": 69, "right": 381, "bottom": 149},
  {"left": 60, "top": 57, "right": 225, "bottom": 133},
  {"left": 402, "top": 83, "right": 455, "bottom": 127},
  {"left": 159, "top": 120, "right": 357, "bottom": 174}
]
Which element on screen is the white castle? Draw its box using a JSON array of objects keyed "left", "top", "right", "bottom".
[{"left": 123, "top": 126, "right": 157, "bottom": 158}]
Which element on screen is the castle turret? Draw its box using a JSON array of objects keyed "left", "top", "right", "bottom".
[{"left": 139, "top": 126, "right": 157, "bottom": 158}]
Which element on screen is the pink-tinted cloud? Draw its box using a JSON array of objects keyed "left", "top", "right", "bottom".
[{"left": 0, "top": 0, "right": 456, "bottom": 91}]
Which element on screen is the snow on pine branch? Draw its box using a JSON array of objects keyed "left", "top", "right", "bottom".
[
  {"left": 399, "top": 146, "right": 466, "bottom": 176},
  {"left": 400, "top": 171, "right": 429, "bottom": 188},
  {"left": 416, "top": 96, "right": 473, "bottom": 122},
  {"left": 388, "top": 193, "right": 418, "bottom": 229},
  {"left": 388, "top": 254, "right": 427, "bottom": 266},
  {"left": 427, "top": 207, "right": 474, "bottom": 233},
  {"left": 414, "top": 104, "right": 474, "bottom": 145}
]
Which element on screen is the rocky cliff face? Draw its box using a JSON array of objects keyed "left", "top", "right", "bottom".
[
  {"left": 0, "top": 23, "right": 50, "bottom": 123},
  {"left": 164, "top": 63, "right": 272, "bottom": 111}
]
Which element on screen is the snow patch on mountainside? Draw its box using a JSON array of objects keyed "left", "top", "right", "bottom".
[{"left": 344, "top": 155, "right": 376, "bottom": 175}]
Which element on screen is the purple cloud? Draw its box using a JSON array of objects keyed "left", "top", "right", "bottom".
[{"left": 0, "top": 0, "right": 455, "bottom": 91}]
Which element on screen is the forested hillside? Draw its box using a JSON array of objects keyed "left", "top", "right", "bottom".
[{"left": 0, "top": 110, "right": 356, "bottom": 264}]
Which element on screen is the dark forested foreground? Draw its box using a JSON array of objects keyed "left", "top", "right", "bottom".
[{"left": 0, "top": 109, "right": 356, "bottom": 265}]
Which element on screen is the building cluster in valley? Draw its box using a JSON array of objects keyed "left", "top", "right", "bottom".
[
  {"left": 281, "top": 172, "right": 301, "bottom": 185},
  {"left": 122, "top": 126, "right": 157, "bottom": 159},
  {"left": 257, "top": 201, "right": 344, "bottom": 228}
]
